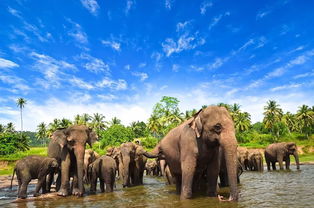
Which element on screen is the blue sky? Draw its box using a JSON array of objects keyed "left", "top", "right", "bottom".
[{"left": 1, "top": 0, "right": 314, "bottom": 131}]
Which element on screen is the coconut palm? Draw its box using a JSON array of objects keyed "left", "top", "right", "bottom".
[
  {"left": 148, "top": 114, "right": 161, "bottom": 136},
  {"left": 217, "top": 103, "right": 231, "bottom": 111},
  {"left": 91, "top": 113, "right": 108, "bottom": 135},
  {"left": 5, "top": 122, "right": 15, "bottom": 133},
  {"left": 263, "top": 100, "right": 283, "bottom": 133},
  {"left": 282, "top": 112, "right": 297, "bottom": 133},
  {"left": 36, "top": 122, "right": 48, "bottom": 146},
  {"left": 110, "top": 117, "right": 121, "bottom": 126},
  {"left": 74, "top": 114, "right": 81, "bottom": 125},
  {"left": 59, "top": 118, "right": 72, "bottom": 128},
  {"left": 234, "top": 112, "right": 251, "bottom": 132},
  {"left": 16, "top": 98, "right": 27, "bottom": 132},
  {"left": 81, "top": 113, "right": 91, "bottom": 125},
  {"left": 47, "top": 119, "right": 61, "bottom": 136},
  {"left": 296, "top": 105, "right": 314, "bottom": 138}
]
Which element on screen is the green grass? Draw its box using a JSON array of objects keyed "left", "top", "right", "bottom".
[
  {"left": 291, "top": 153, "right": 314, "bottom": 163},
  {"left": 0, "top": 147, "right": 47, "bottom": 161}
]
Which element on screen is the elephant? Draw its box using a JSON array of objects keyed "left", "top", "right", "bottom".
[
  {"left": 164, "top": 164, "right": 175, "bottom": 185},
  {"left": 145, "top": 160, "right": 158, "bottom": 176},
  {"left": 10, "top": 155, "right": 59, "bottom": 199},
  {"left": 237, "top": 147, "right": 249, "bottom": 170},
  {"left": 248, "top": 150, "right": 263, "bottom": 171},
  {"left": 47, "top": 125, "right": 98, "bottom": 197},
  {"left": 264, "top": 142, "right": 300, "bottom": 170},
  {"left": 117, "top": 142, "right": 148, "bottom": 187},
  {"left": 144, "top": 106, "right": 239, "bottom": 201},
  {"left": 157, "top": 158, "right": 166, "bottom": 177},
  {"left": 106, "top": 146, "right": 120, "bottom": 178},
  {"left": 88, "top": 155, "right": 116, "bottom": 193},
  {"left": 133, "top": 145, "right": 147, "bottom": 185},
  {"left": 83, "top": 149, "right": 100, "bottom": 184}
]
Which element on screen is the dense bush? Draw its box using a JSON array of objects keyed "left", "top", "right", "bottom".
[
  {"left": 99, "top": 124, "right": 135, "bottom": 148},
  {"left": 0, "top": 132, "right": 29, "bottom": 155},
  {"left": 139, "top": 136, "right": 159, "bottom": 149}
]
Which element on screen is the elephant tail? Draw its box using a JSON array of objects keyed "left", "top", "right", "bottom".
[{"left": 10, "top": 168, "right": 16, "bottom": 190}]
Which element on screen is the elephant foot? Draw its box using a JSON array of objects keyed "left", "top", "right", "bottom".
[
  {"left": 72, "top": 188, "right": 83, "bottom": 197},
  {"left": 57, "top": 188, "right": 69, "bottom": 197},
  {"left": 33, "top": 193, "right": 41, "bottom": 197},
  {"left": 18, "top": 194, "right": 27, "bottom": 199}
]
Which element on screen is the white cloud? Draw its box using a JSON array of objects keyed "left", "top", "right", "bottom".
[
  {"left": 176, "top": 21, "right": 191, "bottom": 32},
  {"left": 97, "top": 77, "right": 127, "bottom": 90},
  {"left": 270, "top": 83, "right": 301, "bottom": 92},
  {"left": 190, "top": 65, "right": 204, "bottom": 71},
  {"left": 200, "top": 1, "right": 213, "bottom": 15},
  {"left": 0, "top": 74, "right": 30, "bottom": 91},
  {"left": 151, "top": 52, "right": 162, "bottom": 62},
  {"left": 79, "top": 53, "right": 110, "bottom": 73},
  {"left": 208, "top": 12, "right": 230, "bottom": 30},
  {"left": 67, "top": 19, "right": 88, "bottom": 44},
  {"left": 69, "top": 77, "right": 94, "bottom": 90},
  {"left": 162, "top": 33, "right": 205, "bottom": 57},
  {"left": 0, "top": 58, "right": 19, "bottom": 69},
  {"left": 165, "top": 0, "right": 174, "bottom": 10},
  {"left": 97, "top": 94, "right": 117, "bottom": 101},
  {"left": 101, "top": 40, "right": 121, "bottom": 51},
  {"left": 132, "top": 72, "right": 148, "bottom": 81},
  {"left": 293, "top": 70, "right": 314, "bottom": 79},
  {"left": 124, "top": 64, "right": 131, "bottom": 70},
  {"left": 138, "top": 63, "right": 146, "bottom": 68},
  {"left": 256, "top": 10, "right": 270, "bottom": 19},
  {"left": 81, "top": 0, "right": 100, "bottom": 16},
  {"left": 172, "top": 64, "right": 179, "bottom": 72},
  {"left": 208, "top": 58, "right": 225, "bottom": 70},
  {"left": 125, "top": 0, "right": 135, "bottom": 15}
]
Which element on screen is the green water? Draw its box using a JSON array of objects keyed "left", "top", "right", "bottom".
[{"left": 1, "top": 165, "right": 313, "bottom": 208}]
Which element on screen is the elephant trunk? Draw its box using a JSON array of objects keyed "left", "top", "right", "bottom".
[
  {"left": 122, "top": 156, "right": 131, "bottom": 187},
  {"left": 75, "top": 146, "right": 85, "bottom": 196},
  {"left": 143, "top": 143, "right": 160, "bottom": 158},
  {"left": 220, "top": 130, "right": 239, "bottom": 201},
  {"left": 293, "top": 151, "right": 300, "bottom": 170}
]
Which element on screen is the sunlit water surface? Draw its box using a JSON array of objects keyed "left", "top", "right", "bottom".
[{"left": 0, "top": 165, "right": 313, "bottom": 208}]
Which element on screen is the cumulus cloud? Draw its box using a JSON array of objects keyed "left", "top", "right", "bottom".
[
  {"left": 0, "top": 58, "right": 19, "bottom": 69},
  {"left": 81, "top": 0, "right": 100, "bottom": 16}
]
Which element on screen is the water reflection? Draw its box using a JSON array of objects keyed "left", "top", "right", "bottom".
[{"left": 1, "top": 165, "right": 313, "bottom": 208}]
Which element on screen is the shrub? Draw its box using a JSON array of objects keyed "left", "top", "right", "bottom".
[
  {"left": 0, "top": 132, "right": 29, "bottom": 155},
  {"left": 99, "top": 124, "right": 135, "bottom": 148},
  {"left": 139, "top": 136, "right": 159, "bottom": 149}
]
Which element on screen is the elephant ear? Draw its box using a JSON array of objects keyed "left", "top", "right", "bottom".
[
  {"left": 189, "top": 109, "right": 203, "bottom": 138},
  {"left": 86, "top": 128, "right": 98, "bottom": 147}
]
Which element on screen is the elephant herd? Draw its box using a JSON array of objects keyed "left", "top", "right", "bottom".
[{"left": 9, "top": 106, "right": 301, "bottom": 202}]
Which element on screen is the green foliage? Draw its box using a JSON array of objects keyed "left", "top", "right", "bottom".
[
  {"left": 99, "top": 124, "right": 135, "bottom": 148},
  {"left": 0, "top": 132, "right": 29, "bottom": 155},
  {"left": 130, "top": 121, "right": 149, "bottom": 138},
  {"left": 140, "top": 136, "right": 159, "bottom": 149}
]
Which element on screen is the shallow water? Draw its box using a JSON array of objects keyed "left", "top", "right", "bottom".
[{"left": 1, "top": 165, "right": 313, "bottom": 208}]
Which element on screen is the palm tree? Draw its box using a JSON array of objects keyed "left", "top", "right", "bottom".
[
  {"left": 36, "top": 122, "right": 48, "bottom": 146},
  {"left": 81, "top": 113, "right": 91, "bottom": 125},
  {"left": 230, "top": 103, "right": 241, "bottom": 121},
  {"left": 0, "top": 124, "right": 4, "bottom": 133},
  {"left": 282, "top": 112, "right": 297, "bottom": 133},
  {"left": 74, "top": 114, "right": 81, "bottom": 125},
  {"left": 296, "top": 105, "right": 314, "bottom": 138},
  {"left": 59, "top": 118, "right": 72, "bottom": 128},
  {"left": 217, "top": 103, "right": 231, "bottom": 111},
  {"left": 16, "top": 98, "right": 27, "bottom": 132},
  {"left": 5, "top": 122, "right": 15, "bottom": 133},
  {"left": 91, "top": 113, "right": 107, "bottom": 135},
  {"left": 234, "top": 112, "right": 251, "bottom": 132},
  {"left": 148, "top": 114, "right": 161, "bottom": 137},
  {"left": 110, "top": 117, "right": 121, "bottom": 126},
  {"left": 263, "top": 100, "right": 283, "bottom": 133},
  {"left": 47, "top": 119, "right": 61, "bottom": 137}
]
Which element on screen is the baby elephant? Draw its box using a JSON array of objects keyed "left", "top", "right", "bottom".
[
  {"left": 88, "top": 155, "right": 116, "bottom": 194},
  {"left": 10, "top": 155, "right": 59, "bottom": 199}
]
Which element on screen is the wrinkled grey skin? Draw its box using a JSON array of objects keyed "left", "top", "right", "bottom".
[
  {"left": 88, "top": 156, "right": 117, "bottom": 193},
  {"left": 84, "top": 149, "right": 100, "bottom": 184},
  {"left": 47, "top": 125, "right": 98, "bottom": 197},
  {"left": 11, "top": 155, "right": 59, "bottom": 199},
  {"left": 145, "top": 106, "right": 239, "bottom": 201},
  {"left": 219, "top": 147, "right": 244, "bottom": 187},
  {"left": 134, "top": 145, "right": 147, "bottom": 185},
  {"left": 248, "top": 150, "right": 263, "bottom": 171},
  {"left": 265, "top": 142, "right": 300, "bottom": 170},
  {"left": 237, "top": 147, "right": 249, "bottom": 170}
]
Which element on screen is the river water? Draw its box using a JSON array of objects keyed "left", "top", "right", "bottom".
[{"left": 0, "top": 165, "right": 313, "bottom": 208}]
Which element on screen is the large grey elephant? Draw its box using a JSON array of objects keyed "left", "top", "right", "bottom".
[
  {"left": 10, "top": 155, "right": 59, "bottom": 199},
  {"left": 47, "top": 125, "right": 97, "bottom": 197},
  {"left": 264, "top": 142, "right": 300, "bottom": 170},
  {"left": 237, "top": 147, "right": 249, "bottom": 170},
  {"left": 144, "top": 106, "right": 239, "bottom": 201},
  {"left": 84, "top": 149, "right": 100, "bottom": 184}
]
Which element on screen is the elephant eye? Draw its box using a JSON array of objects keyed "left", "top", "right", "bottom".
[{"left": 213, "top": 123, "right": 222, "bottom": 133}]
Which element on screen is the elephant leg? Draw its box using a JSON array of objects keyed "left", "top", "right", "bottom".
[
  {"left": 174, "top": 174, "right": 182, "bottom": 195},
  {"left": 277, "top": 156, "right": 284, "bottom": 170},
  {"left": 58, "top": 149, "right": 71, "bottom": 196},
  {"left": 34, "top": 177, "right": 45, "bottom": 197},
  {"left": 46, "top": 172, "right": 54, "bottom": 192},
  {"left": 56, "top": 171, "right": 61, "bottom": 191},
  {"left": 266, "top": 159, "right": 271, "bottom": 171},
  {"left": 72, "top": 172, "right": 80, "bottom": 195},
  {"left": 100, "top": 179, "right": 105, "bottom": 193},
  {"left": 207, "top": 150, "right": 220, "bottom": 197},
  {"left": 272, "top": 162, "right": 276, "bottom": 170},
  {"left": 181, "top": 159, "right": 196, "bottom": 199},
  {"left": 285, "top": 157, "right": 290, "bottom": 170},
  {"left": 19, "top": 178, "right": 31, "bottom": 199}
]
